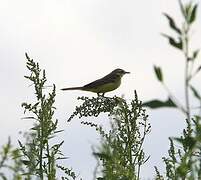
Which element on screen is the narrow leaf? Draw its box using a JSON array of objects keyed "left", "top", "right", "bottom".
[
  {"left": 185, "top": 2, "right": 193, "bottom": 21},
  {"left": 178, "top": 0, "right": 187, "bottom": 19},
  {"left": 18, "top": 140, "right": 23, "bottom": 148},
  {"left": 142, "top": 97, "right": 177, "bottom": 109},
  {"left": 93, "top": 152, "right": 111, "bottom": 160},
  {"left": 162, "top": 34, "right": 183, "bottom": 50},
  {"left": 163, "top": 13, "right": 181, "bottom": 34},
  {"left": 190, "top": 85, "right": 201, "bottom": 100},
  {"left": 195, "top": 66, "right": 201, "bottom": 74},
  {"left": 193, "top": 49, "right": 199, "bottom": 59},
  {"left": 189, "top": 4, "right": 198, "bottom": 24},
  {"left": 21, "top": 116, "right": 37, "bottom": 120},
  {"left": 54, "top": 130, "right": 64, "bottom": 134},
  {"left": 21, "top": 160, "right": 30, "bottom": 165},
  {"left": 25, "top": 52, "right": 30, "bottom": 60},
  {"left": 153, "top": 65, "right": 163, "bottom": 82},
  {"left": 188, "top": 50, "right": 200, "bottom": 61}
]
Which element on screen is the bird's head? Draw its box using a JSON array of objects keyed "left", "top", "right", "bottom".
[{"left": 112, "top": 68, "right": 130, "bottom": 77}]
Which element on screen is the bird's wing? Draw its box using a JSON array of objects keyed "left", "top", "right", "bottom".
[{"left": 83, "top": 72, "right": 118, "bottom": 89}]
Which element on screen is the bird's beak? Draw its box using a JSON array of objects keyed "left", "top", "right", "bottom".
[{"left": 125, "top": 71, "right": 130, "bottom": 74}]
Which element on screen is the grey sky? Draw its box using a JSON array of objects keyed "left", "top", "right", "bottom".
[{"left": 1, "top": 0, "right": 201, "bottom": 179}]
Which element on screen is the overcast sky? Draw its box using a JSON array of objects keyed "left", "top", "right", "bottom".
[{"left": 1, "top": 0, "right": 201, "bottom": 179}]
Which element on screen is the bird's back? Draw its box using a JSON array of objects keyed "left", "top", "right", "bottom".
[{"left": 82, "top": 71, "right": 121, "bottom": 93}]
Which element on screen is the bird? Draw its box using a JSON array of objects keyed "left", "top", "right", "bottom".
[{"left": 61, "top": 68, "right": 130, "bottom": 96}]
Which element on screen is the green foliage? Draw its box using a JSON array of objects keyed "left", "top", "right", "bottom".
[
  {"left": 144, "top": 0, "right": 200, "bottom": 117},
  {"left": 162, "top": 13, "right": 181, "bottom": 34},
  {"left": 161, "top": 33, "right": 183, "bottom": 50},
  {"left": 57, "top": 165, "right": 77, "bottom": 180},
  {"left": 18, "top": 53, "right": 77, "bottom": 179},
  {"left": 68, "top": 96, "right": 121, "bottom": 122},
  {"left": 178, "top": 0, "right": 198, "bottom": 24},
  {"left": 190, "top": 85, "right": 201, "bottom": 101},
  {"left": 153, "top": 65, "right": 163, "bottom": 82},
  {"left": 69, "top": 92, "right": 151, "bottom": 180},
  {"left": 0, "top": 138, "right": 24, "bottom": 180},
  {"left": 151, "top": 0, "right": 201, "bottom": 179},
  {"left": 142, "top": 97, "right": 177, "bottom": 109},
  {"left": 0, "top": 1, "right": 199, "bottom": 179},
  {"left": 154, "top": 166, "right": 164, "bottom": 180},
  {"left": 156, "top": 117, "right": 201, "bottom": 179}
]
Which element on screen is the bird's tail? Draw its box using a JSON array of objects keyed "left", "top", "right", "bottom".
[{"left": 61, "top": 87, "right": 83, "bottom": 91}]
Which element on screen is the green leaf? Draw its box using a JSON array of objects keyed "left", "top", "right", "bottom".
[
  {"left": 161, "top": 33, "right": 183, "bottom": 50},
  {"left": 195, "top": 65, "right": 201, "bottom": 74},
  {"left": 188, "top": 49, "right": 199, "bottom": 61},
  {"left": 93, "top": 152, "right": 111, "bottom": 160},
  {"left": 185, "top": 2, "right": 193, "bottom": 21},
  {"left": 194, "top": 115, "right": 201, "bottom": 121},
  {"left": 179, "top": 0, "right": 186, "bottom": 17},
  {"left": 21, "top": 116, "right": 37, "bottom": 120},
  {"left": 174, "top": 136, "right": 196, "bottom": 150},
  {"left": 163, "top": 13, "right": 181, "bottom": 34},
  {"left": 153, "top": 65, "right": 163, "bottom": 82},
  {"left": 193, "top": 49, "right": 199, "bottom": 59},
  {"left": 190, "top": 85, "right": 201, "bottom": 100},
  {"left": 178, "top": 0, "right": 187, "bottom": 19},
  {"left": 21, "top": 160, "right": 30, "bottom": 166},
  {"left": 142, "top": 97, "right": 177, "bottom": 109},
  {"left": 176, "top": 162, "right": 190, "bottom": 177},
  {"left": 25, "top": 52, "right": 30, "bottom": 60},
  {"left": 189, "top": 4, "right": 198, "bottom": 24}
]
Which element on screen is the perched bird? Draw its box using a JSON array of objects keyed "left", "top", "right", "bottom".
[{"left": 61, "top": 68, "right": 130, "bottom": 96}]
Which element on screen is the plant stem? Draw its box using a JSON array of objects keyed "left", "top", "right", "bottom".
[
  {"left": 185, "top": 56, "right": 190, "bottom": 120},
  {"left": 39, "top": 100, "right": 44, "bottom": 180},
  {"left": 183, "top": 23, "right": 190, "bottom": 120}
]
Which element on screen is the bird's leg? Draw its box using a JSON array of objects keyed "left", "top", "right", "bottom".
[
  {"left": 97, "top": 93, "right": 105, "bottom": 98},
  {"left": 97, "top": 93, "right": 105, "bottom": 97}
]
